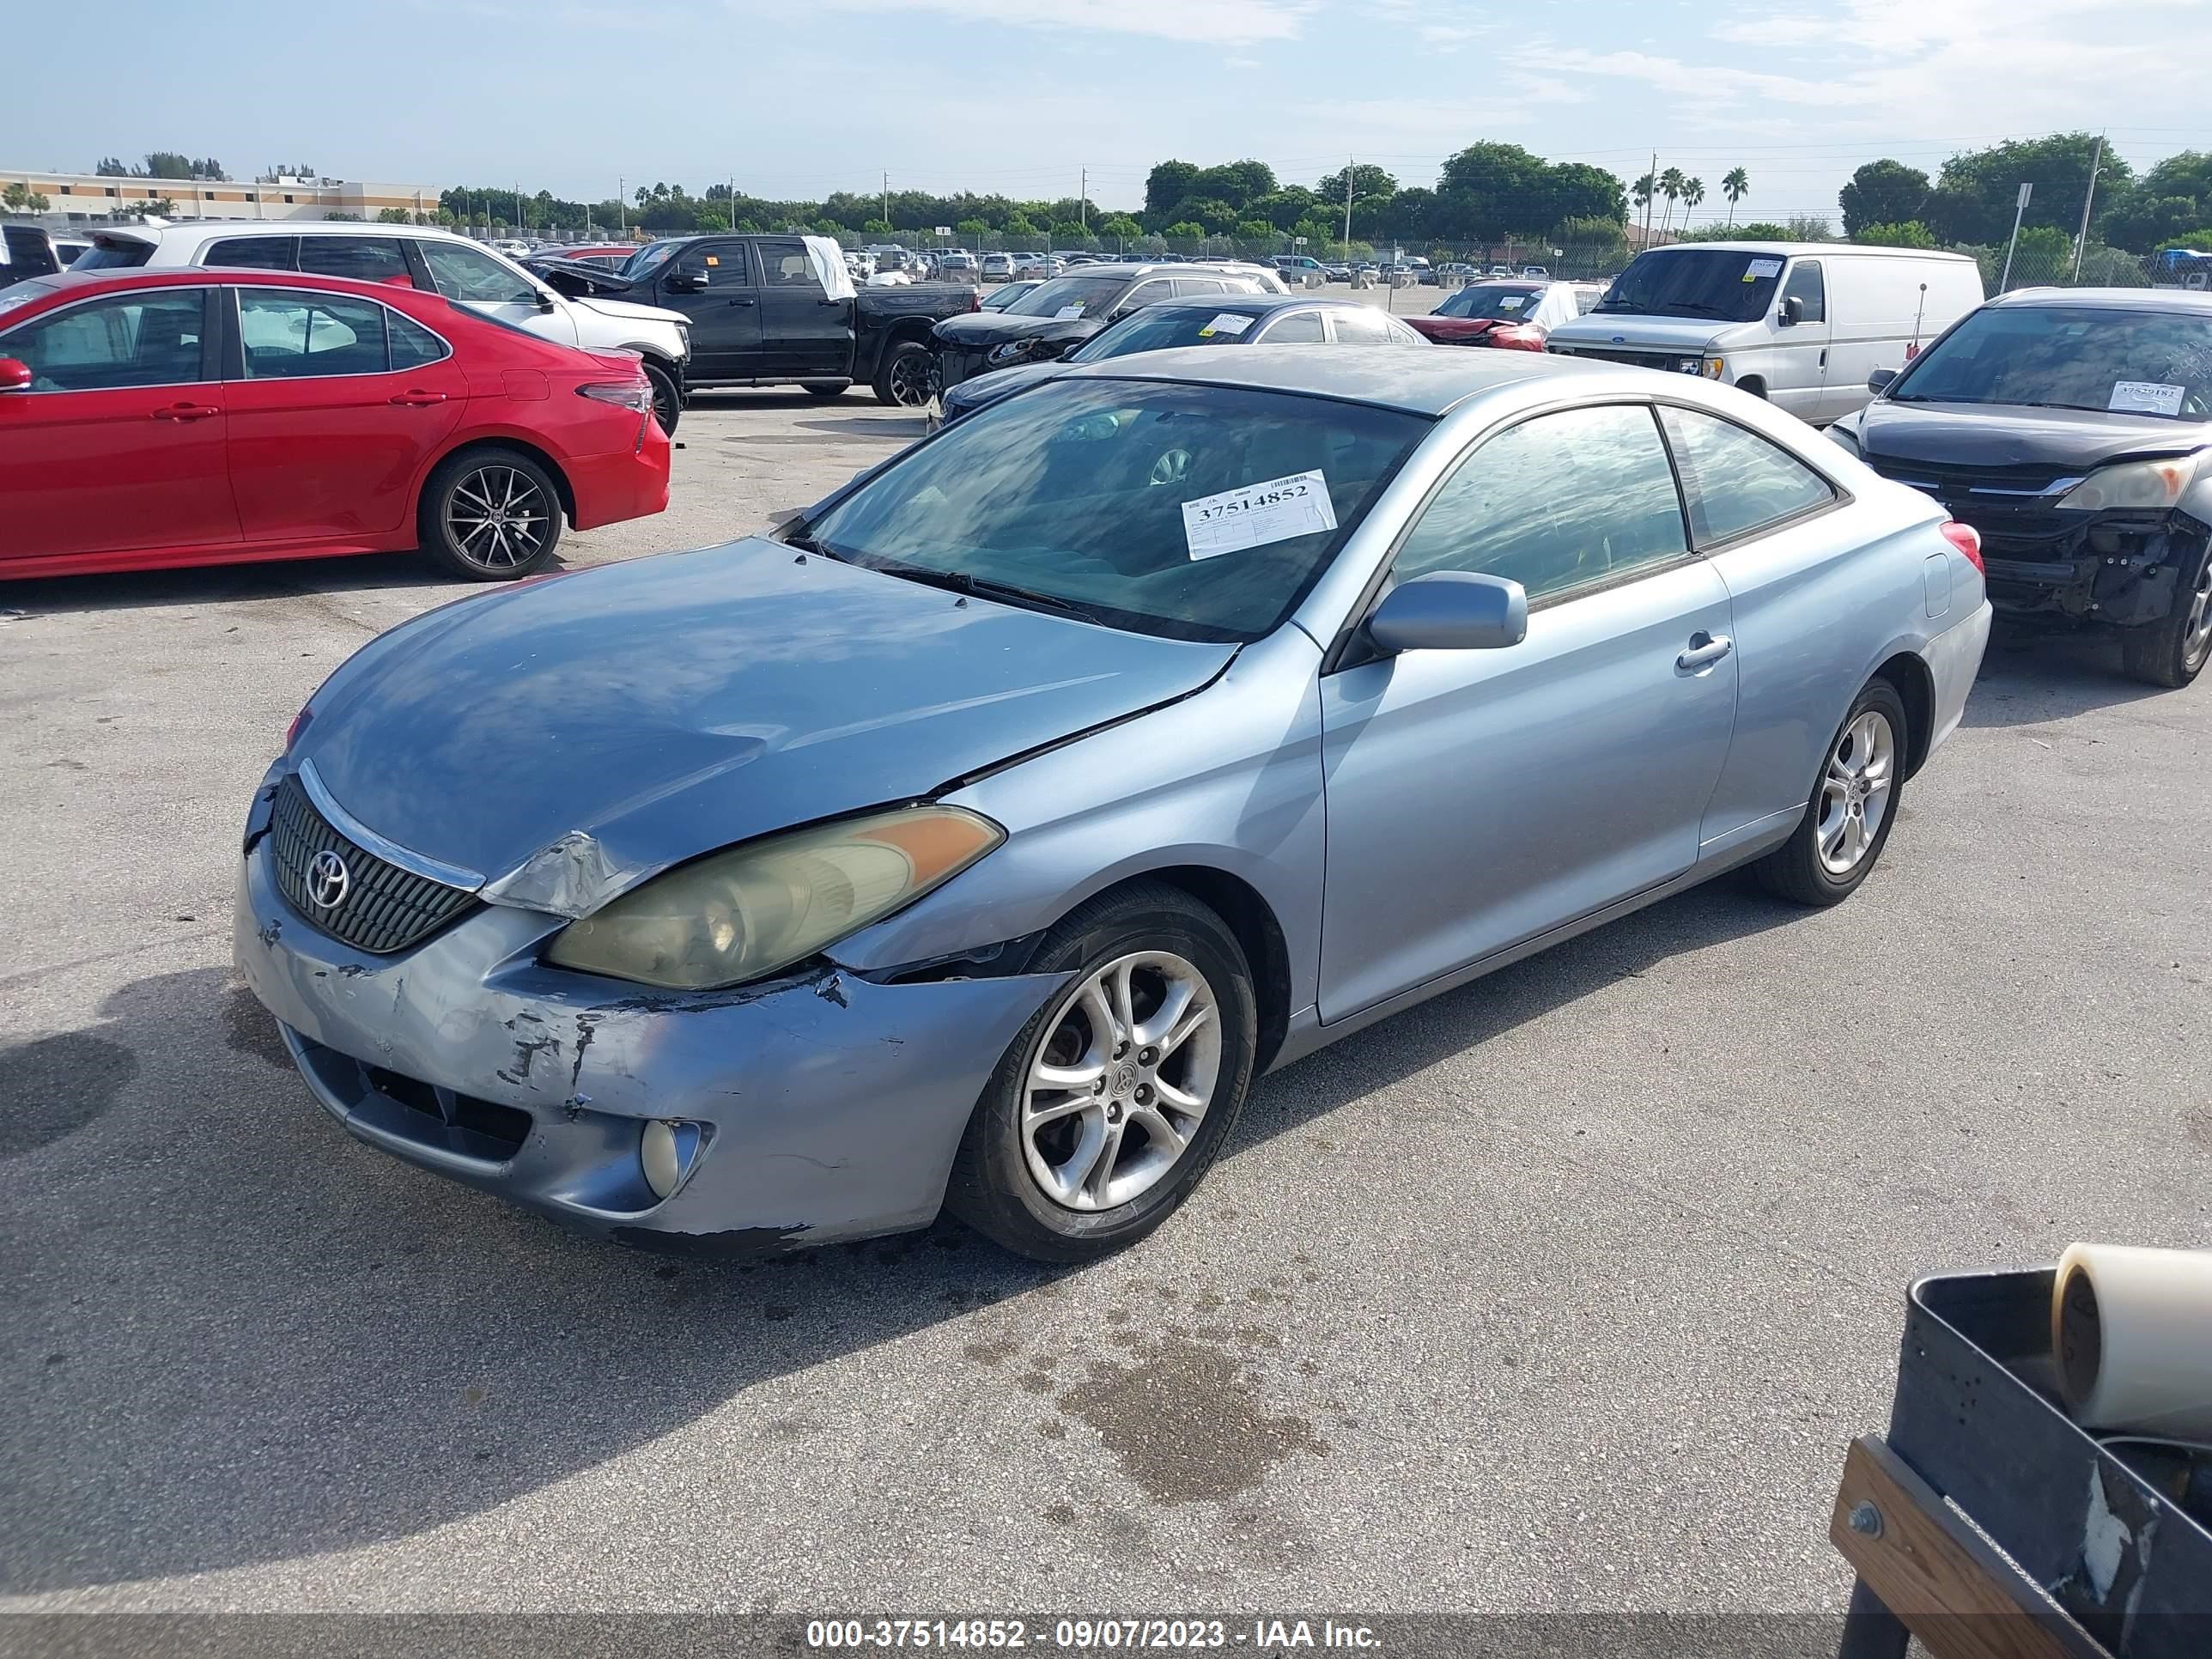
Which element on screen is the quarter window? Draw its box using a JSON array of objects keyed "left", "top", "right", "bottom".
[
  {"left": 1328, "top": 308, "right": 1404, "bottom": 344},
  {"left": 204, "top": 236, "right": 298, "bottom": 270},
  {"left": 1394, "top": 404, "right": 1689, "bottom": 601},
  {"left": 1781, "top": 259, "right": 1826, "bottom": 324},
  {"left": 238, "top": 290, "right": 399, "bottom": 378},
  {"left": 1657, "top": 407, "right": 1837, "bottom": 546},
  {"left": 416, "top": 240, "right": 538, "bottom": 305},
  {"left": 1260, "top": 310, "right": 1326, "bottom": 343},
  {"left": 388, "top": 312, "right": 452, "bottom": 371},
  {"left": 3, "top": 289, "right": 208, "bottom": 390},
  {"left": 298, "top": 236, "right": 410, "bottom": 284}
]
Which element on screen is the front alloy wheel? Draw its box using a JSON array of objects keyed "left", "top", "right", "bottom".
[{"left": 1021, "top": 951, "right": 1221, "bottom": 1212}]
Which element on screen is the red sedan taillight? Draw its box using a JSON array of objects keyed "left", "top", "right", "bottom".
[
  {"left": 1488, "top": 324, "right": 1547, "bottom": 352},
  {"left": 1941, "top": 520, "right": 1985, "bottom": 575},
  {"left": 578, "top": 381, "right": 653, "bottom": 412}
]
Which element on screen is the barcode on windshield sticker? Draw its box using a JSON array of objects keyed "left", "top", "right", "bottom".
[
  {"left": 2110, "top": 380, "right": 2185, "bottom": 416},
  {"left": 1182, "top": 470, "right": 1337, "bottom": 560},
  {"left": 1197, "top": 313, "right": 1253, "bottom": 338}
]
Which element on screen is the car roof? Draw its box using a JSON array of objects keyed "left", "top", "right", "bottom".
[
  {"left": 15, "top": 265, "right": 460, "bottom": 304},
  {"left": 1060, "top": 342, "right": 1606, "bottom": 415},
  {"left": 1638, "top": 240, "right": 1976, "bottom": 263},
  {"left": 92, "top": 219, "right": 479, "bottom": 249},
  {"left": 1987, "top": 286, "right": 2212, "bottom": 311},
  {"left": 1139, "top": 295, "right": 1386, "bottom": 317}
]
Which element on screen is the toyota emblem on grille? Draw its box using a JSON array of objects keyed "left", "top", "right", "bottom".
[{"left": 306, "top": 849, "right": 351, "bottom": 909}]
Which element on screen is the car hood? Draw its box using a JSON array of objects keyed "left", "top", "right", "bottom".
[
  {"left": 1855, "top": 399, "right": 2212, "bottom": 471},
  {"left": 933, "top": 310, "right": 1102, "bottom": 348},
  {"left": 297, "top": 540, "right": 1233, "bottom": 896},
  {"left": 1547, "top": 314, "right": 1732, "bottom": 352},
  {"left": 574, "top": 294, "right": 690, "bottom": 328}
]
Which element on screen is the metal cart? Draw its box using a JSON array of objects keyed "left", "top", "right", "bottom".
[{"left": 1832, "top": 1269, "right": 2212, "bottom": 1658}]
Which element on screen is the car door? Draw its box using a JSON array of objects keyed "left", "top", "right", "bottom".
[
  {"left": 1771, "top": 258, "right": 1832, "bottom": 422},
  {"left": 412, "top": 238, "right": 577, "bottom": 348},
  {"left": 753, "top": 238, "right": 849, "bottom": 377},
  {"left": 222, "top": 287, "right": 466, "bottom": 542},
  {"left": 0, "top": 284, "right": 238, "bottom": 562},
  {"left": 653, "top": 240, "right": 761, "bottom": 380},
  {"left": 1651, "top": 404, "right": 1855, "bottom": 849},
  {"left": 1317, "top": 401, "right": 1739, "bottom": 1022}
]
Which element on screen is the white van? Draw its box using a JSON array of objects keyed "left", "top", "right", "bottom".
[{"left": 1545, "top": 241, "right": 1983, "bottom": 424}]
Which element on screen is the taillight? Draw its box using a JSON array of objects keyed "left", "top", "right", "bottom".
[
  {"left": 579, "top": 380, "right": 653, "bottom": 412},
  {"left": 1941, "top": 520, "right": 1984, "bottom": 574},
  {"left": 968, "top": 289, "right": 981, "bottom": 312}
]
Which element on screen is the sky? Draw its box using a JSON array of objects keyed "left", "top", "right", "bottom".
[{"left": 10, "top": 0, "right": 2210, "bottom": 222}]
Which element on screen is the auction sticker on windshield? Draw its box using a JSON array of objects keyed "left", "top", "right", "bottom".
[
  {"left": 1197, "top": 313, "right": 1253, "bottom": 337},
  {"left": 2110, "top": 380, "right": 2186, "bottom": 416},
  {"left": 1182, "top": 470, "right": 1337, "bottom": 560},
  {"left": 1744, "top": 258, "right": 1784, "bottom": 281},
  {"left": 1054, "top": 305, "right": 1085, "bottom": 319}
]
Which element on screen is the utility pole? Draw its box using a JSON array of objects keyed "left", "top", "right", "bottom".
[
  {"left": 2071, "top": 136, "right": 2105, "bottom": 283},
  {"left": 1999, "top": 182, "right": 2033, "bottom": 291},
  {"left": 882, "top": 171, "right": 890, "bottom": 234},
  {"left": 1079, "top": 166, "right": 1086, "bottom": 237},
  {"left": 1341, "top": 154, "right": 1354, "bottom": 258},
  {"left": 618, "top": 175, "right": 625, "bottom": 238}
]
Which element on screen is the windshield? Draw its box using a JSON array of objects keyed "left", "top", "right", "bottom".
[
  {"left": 1005, "top": 276, "right": 1126, "bottom": 319},
  {"left": 1437, "top": 284, "right": 1543, "bottom": 321},
  {"left": 1889, "top": 305, "right": 2212, "bottom": 420},
  {"left": 805, "top": 380, "right": 1428, "bottom": 642},
  {"left": 73, "top": 241, "right": 154, "bottom": 271},
  {"left": 1067, "top": 306, "right": 1262, "bottom": 362},
  {"left": 980, "top": 283, "right": 1034, "bottom": 311},
  {"left": 0, "top": 279, "right": 58, "bottom": 320},
  {"left": 1595, "top": 249, "right": 1784, "bottom": 322},
  {"left": 621, "top": 241, "right": 680, "bottom": 278}
]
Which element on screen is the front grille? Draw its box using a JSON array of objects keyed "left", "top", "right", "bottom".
[
  {"left": 1864, "top": 456, "right": 2081, "bottom": 499},
  {"left": 933, "top": 343, "right": 993, "bottom": 390},
  {"left": 269, "top": 775, "right": 477, "bottom": 954},
  {"left": 1555, "top": 345, "right": 1696, "bottom": 372}
]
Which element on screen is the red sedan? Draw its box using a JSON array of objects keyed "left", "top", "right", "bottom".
[
  {"left": 0, "top": 267, "right": 670, "bottom": 582},
  {"left": 1407, "top": 280, "right": 1585, "bottom": 350}
]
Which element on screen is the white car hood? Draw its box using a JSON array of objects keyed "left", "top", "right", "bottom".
[
  {"left": 1548, "top": 314, "right": 1737, "bottom": 353},
  {"left": 574, "top": 295, "right": 691, "bottom": 327}
]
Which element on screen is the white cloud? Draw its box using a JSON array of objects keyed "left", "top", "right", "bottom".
[
  {"left": 1225, "top": 54, "right": 1261, "bottom": 68},
  {"left": 795, "top": 0, "right": 1315, "bottom": 45}
]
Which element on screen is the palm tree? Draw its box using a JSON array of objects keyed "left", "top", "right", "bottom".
[
  {"left": 1682, "top": 177, "right": 1706, "bottom": 232},
  {"left": 1632, "top": 172, "right": 1655, "bottom": 216},
  {"left": 1658, "top": 167, "right": 1686, "bottom": 237},
  {"left": 1722, "top": 167, "right": 1749, "bottom": 227}
]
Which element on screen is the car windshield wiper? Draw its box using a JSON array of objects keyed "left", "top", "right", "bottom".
[
  {"left": 1653, "top": 300, "right": 1738, "bottom": 318},
  {"left": 877, "top": 562, "right": 1092, "bottom": 619},
  {"left": 1591, "top": 301, "right": 1646, "bottom": 313}
]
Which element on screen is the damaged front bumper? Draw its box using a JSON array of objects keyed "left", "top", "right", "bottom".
[
  {"left": 1972, "top": 510, "right": 2209, "bottom": 629},
  {"left": 233, "top": 837, "right": 1065, "bottom": 1256}
]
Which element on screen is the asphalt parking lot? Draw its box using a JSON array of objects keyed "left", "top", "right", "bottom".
[{"left": 3, "top": 375, "right": 2209, "bottom": 1620}]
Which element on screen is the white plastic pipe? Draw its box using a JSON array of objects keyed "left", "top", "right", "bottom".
[{"left": 2053, "top": 1243, "right": 2212, "bottom": 1443}]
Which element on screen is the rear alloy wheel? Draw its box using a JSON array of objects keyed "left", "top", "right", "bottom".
[
  {"left": 2119, "top": 546, "right": 2212, "bottom": 689},
  {"left": 1754, "top": 678, "right": 1909, "bottom": 906},
  {"left": 874, "top": 340, "right": 935, "bottom": 408},
  {"left": 947, "top": 882, "right": 1256, "bottom": 1262},
  {"left": 420, "top": 448, "right": 562, "bottom": 580},
  {"left": 643, "top": 363, "right": 681, "bottom": 436}
]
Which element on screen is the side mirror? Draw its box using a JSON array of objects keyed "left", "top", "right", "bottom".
[
  {"left": 1367, "top": 571, "right": 1528, "bottom": 654},
  {"left": 533, "top": 289, "right": 558, "bottom": 311},
  {"left": 666, "top": 269, "right": 708, "bottom": 294},
  {"left": 1779, "top": 295, "right": 1804, "bottom": 327},
  {"left": 0, "top": 357, "right": 30, "bottom": 392},
  {"left": 1867, "top": 367, "right": 1898, "bottom": 395}
]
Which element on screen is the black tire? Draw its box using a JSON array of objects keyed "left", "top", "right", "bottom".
[
  {"left": 873, "top": 339, "right": 935, "bottom": 408},
  {"left": 945, "top": 882, "right": 1257, "bottom": 1263},
  {"left": 2118, "top": 544, "right": 2212, "bottom": 689},
  {"left": 801, "top": 382, "right": 849, "bottom": 400},
  {"left": 1755, "top": 678, "right": 1910, "bottom": 906},
  {"left": 642, "top": 363, "right": 681, "bottom": 436},
  {"left": 417, "top": 447, "right": 562, "bottom": 581}
]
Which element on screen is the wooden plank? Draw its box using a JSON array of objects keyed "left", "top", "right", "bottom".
[{"left": 1830, "top": 1435, "right": 2106, "bottom": 1659}]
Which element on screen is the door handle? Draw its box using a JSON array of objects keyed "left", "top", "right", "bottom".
[
  {"left": 388, "top": 389, "right": 448, "bottom": 406},
  {"left": 150, "top": 401, "right": 219, "bottom": 421},
  {"left": 1820, "top": 348, "right": 1829, "bottom": 369},
  {"left": 1676, "top": 632, "right": 1734, "bottom": 673},
  {"left": 729, "top": 297, "right": 756, "bottom": 307}
]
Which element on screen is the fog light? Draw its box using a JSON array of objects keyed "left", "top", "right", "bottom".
[{"left": 641, "top": 1118, "right": 702, "bottom": 1200}]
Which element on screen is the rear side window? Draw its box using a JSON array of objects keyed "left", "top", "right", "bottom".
[
  {"left": 3, "top": 289, "right": 209, "bottom": 389},
  {"left": 416, "top": 240, "right": 538, "bottom": 305},
  {"left": 1172, "top": 277, "right": 1228, "bottom": 296},
  {"left": 299, "top": 236, "right": 410, "bottom": 284},
  {"left": 238, "top": 289, "right": 400, "bottom": 378},
  {"left": 388, "top": 312, "right": 451, "bottom": 370},
  {"left": 205, "top": 236, "right": 298, "bottom": 271},
  {"left": 758, "top": 240, "right": 817, "bottom": 288},
  {"left": 1260, "top": 310, "right": 1326, "bottom": 343},
  {"left": 1329, "top": 307, "right": 1404, "bottom": 344},
  {"left": 1658, "top": 407, "right": 1836, "bottom": 546}
]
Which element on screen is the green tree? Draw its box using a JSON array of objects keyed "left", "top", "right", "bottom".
[
  {"left": 1048, "top": 221, "right": 1088, "bottom": 247},
  {"left": 143, "top": 152, "right": 223, "bottom": 181},
  {"left": 1554, "top": 213, "right": 1630, "bottom": 269},
  {"left": 1656, "top": 167, "right": 1686, "bottom": 236},
  {"left": 1854, "top": 221, "right": 1937, "bottom": 248},
  {"left": 1681, "top": 177, "right": 1705, "bottom": 221},
  {"left": 1234, "top": 219, "right": 1274, "bottom": 244},
  {"left": 1838, "top": 160, "right": 1931, "bottom": 238},
  {"left": 2100, "top": 152, "right": 2212, "bottom": 252},
  {"left": 956, "top": 217, "right": 991, "bottom": 239},
  {"left": 1144, "top": 161, "right": 1200, "bottom": 221},
  {"left": 1784, "top": 213, "right": 1835, "bottom": 240},
  {"left": 1432, "top": 143, "right": 1620, "bottom": 243},
  {"left": 1630, "top": 172, "right": 1655, "bottom": 219},
  {"left": 1923, "top": 133, "right": 2130, "bottom": 246},
  {"left": 3, "top": 183, "right": 51, "bottom": 213},
  {"left": 1161, "top": 221, "right": 1206, "bottom": 240},
  {"left": 1731, "top": 222, "right": 1793, "bottom": 241},
  {"left": 1188, "top": 160, "right": 1276, "bottom": 210},
  {"left": 94, "top": 156, "right": 131, "bottom": 178},
  {"left": 375, "top": 206, "right": 412, "bottom": 224},
  {"left": 1722, "top": 167, "right": 1749, "bottom": 225},
  {"left": 1096, "top": 214, "right": 1142, "bottom": 242},
  {"left": 322, "top": 210, "right": 362, "bottom": 222},
  {"left": 1164, "top": 196, "right": 1239, "bottom": 234},
  {"left": 1003, "top": 214, "right": 1042, "bottom": 243}
]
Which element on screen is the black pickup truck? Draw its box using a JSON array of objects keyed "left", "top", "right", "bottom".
[{"left": 532, "top": 234, "right": 977, "bottom": 406}]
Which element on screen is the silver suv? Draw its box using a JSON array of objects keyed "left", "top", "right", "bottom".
[{"left": 76, "top": 221, "right": 696, "bottom": 432}]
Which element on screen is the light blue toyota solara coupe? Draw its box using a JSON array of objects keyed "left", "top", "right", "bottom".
[{"left": 236, "top": 348, "right": 1991, "bottom": 1261}]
